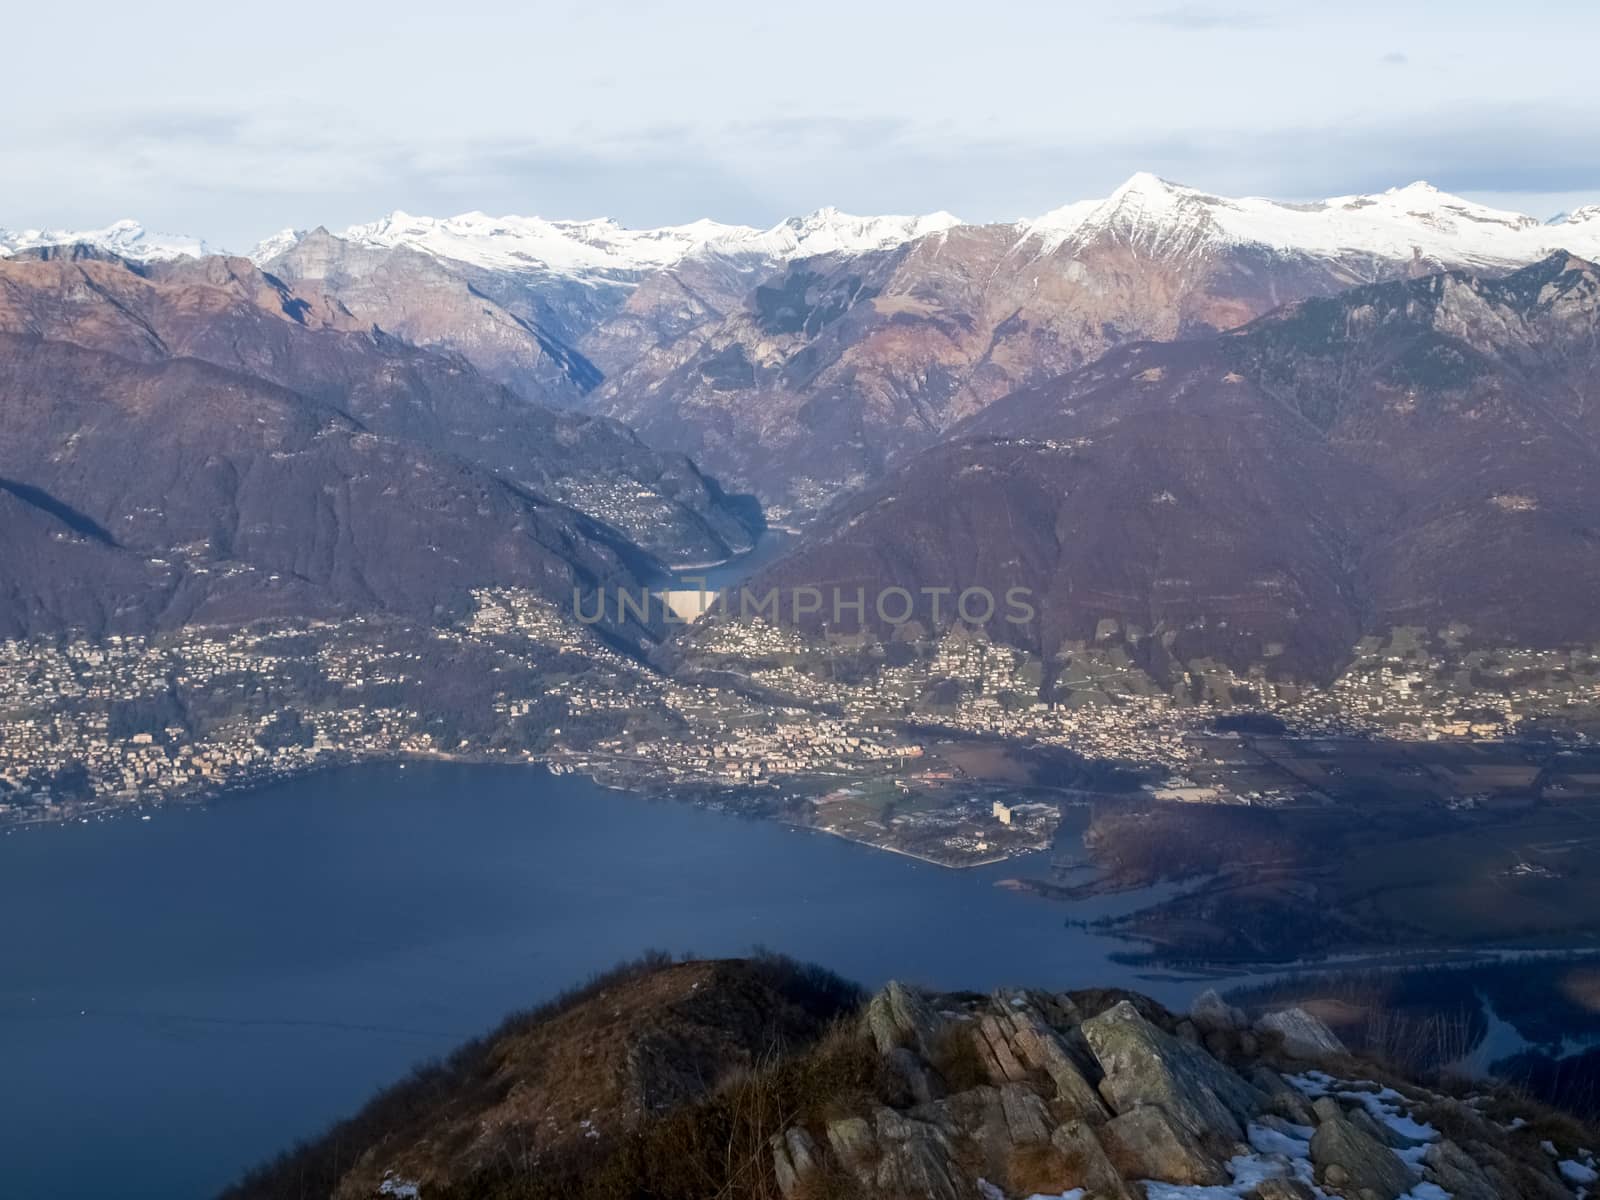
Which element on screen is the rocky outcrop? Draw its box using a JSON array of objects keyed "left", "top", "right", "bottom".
[
  {"left": 1191, "top": 986, "right": 1248, "bottom": 1034},
  {"left": 1257, "top": 1006, "right": 1350, "bottom": 1061},
  {"left": 772, "top": 980, "right": 1597, "bottom": 1200},
  {"left": 1424, "top": 1137, "right": 1504, "bottom": 1200},
  {"left": 1082, "top": 999, "right": 1265, "bottom": 1140},
  {"left": 863, "top": 978, "right": 943, "bottom": 1057},
  {"left": 768, "top": 1126, "right": 819, "bottom": 1197},
  {"left": 1048, "top": 1119, "right": 1140, "bottom": 1199},
  {"left": 232, "top": 958, "right": 1600, "bottom": 1200},
  {"left": 1097, "top": 1103, "right": 1230, "bottom": 1186},
  {"left": 770, "top": 981, "right": 1547, "bottom": 1199},
  {"left": 1310, "top": 1110, "right": 1416, "bottom": 1199}
]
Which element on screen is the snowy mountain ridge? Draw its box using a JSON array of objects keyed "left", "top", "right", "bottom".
[
  {"left": 11, "top": 177, "right": 1600, "bottom": 277},
  {"left": 252, "top": 206, "right": 964, "bottom": 280},
  {"left": 1021, "top": 173, "right": 1600, "bottom": 268},
  {"left": 0, "top": 219, "right": 213, "bottom": 263}
]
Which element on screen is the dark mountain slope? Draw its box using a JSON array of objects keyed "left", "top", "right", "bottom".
[
  {"left": 0, "top": 486, "right": 168, "bottom": 639},
  {"left": 0, "top": 333, "right": 659, "bottom": 641},
  {"left": 731, "top": 253, "right": 1600, "bottom": 683}
]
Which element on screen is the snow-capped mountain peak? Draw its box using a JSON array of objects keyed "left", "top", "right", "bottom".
[
  {"left": 249, "top": 228, "right": 305, "bottom": 265},
  {"left": 1020, "top": 174, "right": 1595, "bottom": 268},
  {"left": 0, "top": 219, "right": 212, "bottom": 263},
  {"left": 1551, "top": 205, "right": 1600, "bottom": 228},
  {"left": 1022, "top": 173, "right": 1222, "bottom": 255},
  {"left": 300, "top": 205, "right": 964, "bottom": 281},
  {"left": 766, "top": 207, "right": 963, "bottom": 258},
  {"left": 327, "top": 209, "right": 763, "bottom": 278}
]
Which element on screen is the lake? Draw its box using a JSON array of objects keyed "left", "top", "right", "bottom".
[{"left": 0, "top": 760, "right": 1215, "bottom": 1200}]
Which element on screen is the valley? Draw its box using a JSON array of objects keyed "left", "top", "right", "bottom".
[{"left": 16, "top": 5, "right": 1600, "bottom": 1197}]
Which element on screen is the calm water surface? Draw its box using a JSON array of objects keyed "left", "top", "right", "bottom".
[{"left": 1, "top": 761, "right": 1205, "bottom": 1200}]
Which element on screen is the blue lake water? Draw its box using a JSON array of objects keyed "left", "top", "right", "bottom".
[
  {"left": 672, "top": 528, "right": 800, "bottom": 592},
  {"left": 0, "top": 760, "right": 1212, "bottom": 1200}
]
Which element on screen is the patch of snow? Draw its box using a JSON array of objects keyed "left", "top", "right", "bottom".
[
  {"left": 1563, "top": 1159, "right": 1600, "bottom": 1185},
  {"left": 0, "top": 219, "right": 213, "bottom": 263},
  {"left": 377, "top": 1172, "right": 421, "bottom": 1199},
  {"left": 1247, "top": 1120, "right": 1315, "bottom": 1158},
  {"left": 1128, "top": 1106, "right": 1455, "bottom": 1200},
  {"left": 1290, "top": 1072, "right": 1439, "bottom": 1145}
]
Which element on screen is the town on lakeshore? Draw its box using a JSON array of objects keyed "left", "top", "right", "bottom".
[{"left": 6, "top": 586, "right": 1600, "bottom": 878}]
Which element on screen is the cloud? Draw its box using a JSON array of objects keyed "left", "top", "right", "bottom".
[
  {"left": 6, "top": 96, "right": 1600, "bottom": 248},
  {"left": 1380, "top": 51, "right": 1409, "bottom": 65},
  {"left": 1133, "top": 5, "right": 1275, "bottom": 30}
]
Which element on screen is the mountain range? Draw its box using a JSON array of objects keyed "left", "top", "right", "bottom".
[
  {"left": 239, "top": 175, "right": 1600, "bottom": 513},
  {"left": 0, "top": 247, "right": 766, "bottom": 641},
  {"left": 733, "top": 251, "right": 1600, "bottom": 684},
  {"left": 18, "top": 179, "right": 1600, "bottom": 512},
  {"left": 5, "top": 175, "right": 1600, "bottom": 679}
]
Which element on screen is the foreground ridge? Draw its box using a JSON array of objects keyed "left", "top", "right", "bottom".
[{"left": 225, "top": 956, "right": 1600, "bottom": 1200}]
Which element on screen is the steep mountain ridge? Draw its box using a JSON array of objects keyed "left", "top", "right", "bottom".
[{"left": 223, "top": 956, "right": 1600, "bottom": 1200}]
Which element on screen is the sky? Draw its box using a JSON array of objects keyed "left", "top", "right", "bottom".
[{"left": 6, "top": 0, "right": 1600, "bottom": 249}]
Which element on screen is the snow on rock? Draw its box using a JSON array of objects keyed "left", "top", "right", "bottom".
[
  {"left": 1289, "top": 1070, "right": 1440, "bottom": 1146},
  {"left": 1106, "top": 1108, "right": 1453, "bottom": 1200},
  {"left": 0, "top": 219, "right": 212, "bottom": 262},
  {"left": 248, "top": 227, "right": 305, "bottom": 264}
]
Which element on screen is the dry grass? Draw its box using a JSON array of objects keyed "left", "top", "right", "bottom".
[
  {"left": 1003, "top": 1140, "right": 1072, "bottom": 1195},
  {"left": 928, "top": 1024, "right": 990, "bottom": 1093},
  {"left": 223, "top": 952, "right": 865, "bottom": 1200}
]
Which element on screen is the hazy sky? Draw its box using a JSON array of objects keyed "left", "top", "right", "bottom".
[{"left": 7, "top": 0, "right": 1599, "bottom": 248}]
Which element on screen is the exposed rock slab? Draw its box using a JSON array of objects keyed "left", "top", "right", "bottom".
[
  {"left": 1256, "top": 1007, "right": 1349, "bottom": 1062},
  {"left": 1310, "top": 1112, "right": 1414, "bottom": 1200},
  {"left": 1082, "top": 999, "right": 1264, "bottom": 1141},
  {"left": 1097, "top": 1103, "right": 1231, "bottom": 1186}
]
